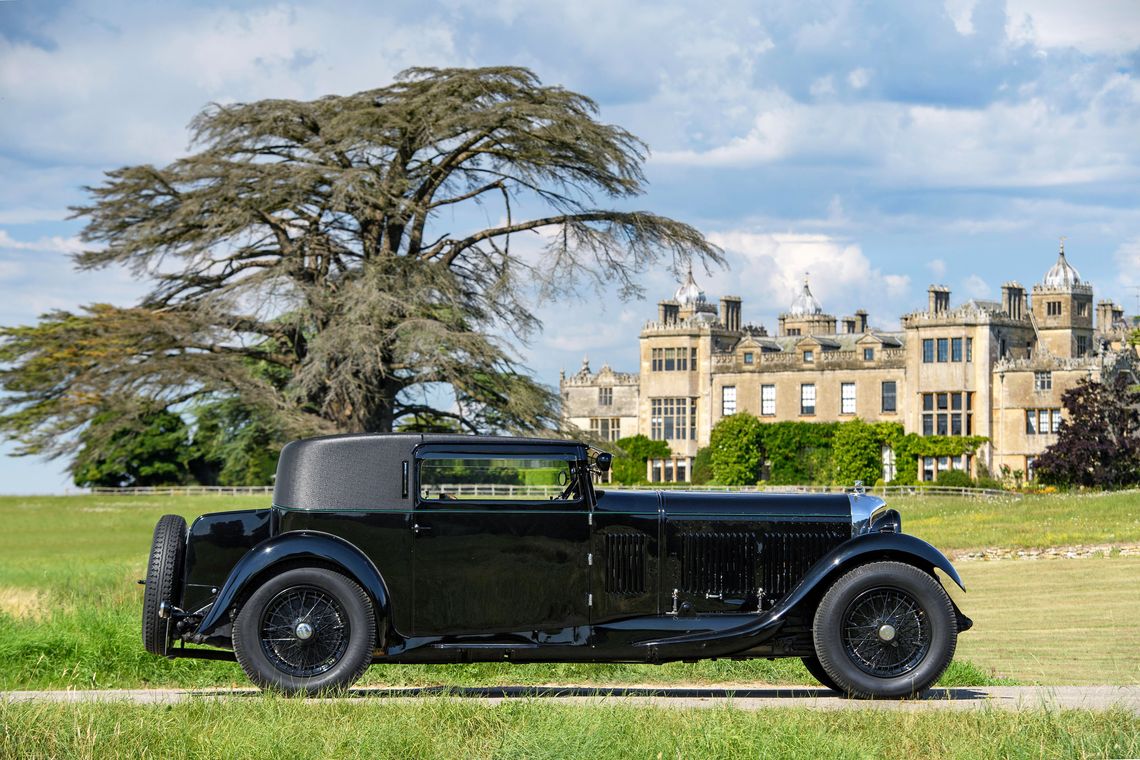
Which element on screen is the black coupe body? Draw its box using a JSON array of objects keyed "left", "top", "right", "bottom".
[{"left": 142, "top": 433, "right": 971, "bottom": 697}]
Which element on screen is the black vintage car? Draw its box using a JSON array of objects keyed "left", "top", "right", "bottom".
[{"left": 142, "top": 433, "right": 971, "bottom": 697}]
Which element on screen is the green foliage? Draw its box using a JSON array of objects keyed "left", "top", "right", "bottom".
[
  {"left": 830, "top": 419, "right": 885, "bottom": 487},
  {"left": 709, "top": 413, "right": 765, "bottom": 485},
  {"left": 188, "top": 398, "right": 285, "bottom": 486},
  {"left": 704, "top": 415, "right": 986, "bottom": 487},
  {"left": 0, "top": 67, "right": 722, "bottom": 465},
  {"left": 610, "top": 435, "right": 670, "bottom": 484},
  {"left": 1036, "top": 375, "right": 1140, "bottom": 489},
  {"left": 755, "top": 421, "right": 839, "bottom": 484},
  {"left": 932, "top": 469, "right": 974, "bottom": 488},
  {"left": 690, "top": 446, "right": 713, "bottom": 485},
  {"left": 71, "top": 410, "right": 192, "bottom": 487}
]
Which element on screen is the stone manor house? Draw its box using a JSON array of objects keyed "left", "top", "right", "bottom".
[{"left": 561, "top": 245, "right": 1136, "bottom": 483}]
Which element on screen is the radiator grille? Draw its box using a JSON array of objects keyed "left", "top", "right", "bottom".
[
  {"left": 604, "top": 533, "right": 647, "bottom": 595},
  {"left": 680, "top": 532, "right": 759, "bottom": 596},
  {"left": 761, "top": 526, "right": 848, "bottom": 605}
]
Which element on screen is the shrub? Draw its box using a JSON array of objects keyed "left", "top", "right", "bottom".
[
  {"left": 934, "top": 469, "right": 974, "bottom": 488},
  {"left": 709, "top": 413, "right": 765, "bottom": 485}
]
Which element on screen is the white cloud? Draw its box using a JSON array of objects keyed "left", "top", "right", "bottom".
[
  {"left": 944, "top": 0, "right": 977, "bottom": 35},
  {"left": 0, "top": 3, "right": 461, "bottom": 167},
  {"left": 810, "top": 76, "right": 836, "bottom": 98},
  {"left": 703, "top": 231, "right": 911, "bottom": 329},
  {"left": 1006, "top": 0, "right": 1140, "bottom": 54},
  {"left": 928, "top": 259, "right": 947, "bottom": 278},
  {"left": 847, "top": 67, "right": 871, "bottom": 90},
  {"left": 1114, "top": 237, "right": 1140, "bottom": 288},
  {"left": 962, "top": 273, "right": 990, "bottom": 299},
  {"left": 0, "top": 230, "right": 84, "bottom": 255}
]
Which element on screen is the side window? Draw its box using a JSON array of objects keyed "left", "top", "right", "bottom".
[{"left": 417, "top": 454, "right": 581, "bottom": 503}]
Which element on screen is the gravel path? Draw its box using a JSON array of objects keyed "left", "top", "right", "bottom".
[
  {"left": 948, "top": 543, "right": 1140, "bottom": 561},
  {"left": 3, "top": 686, "right": 1138, "bottom": 713}
]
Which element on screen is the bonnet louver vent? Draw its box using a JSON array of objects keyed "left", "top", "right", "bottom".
[
  {"left": 680, "top": 532, "right": 758, "bottom": 596},
  {"left": 761, "top": 527, "right": 848, "bottom": 605},
  {"left": 605, "top": 533, "right": 647, "bottom": 595}
]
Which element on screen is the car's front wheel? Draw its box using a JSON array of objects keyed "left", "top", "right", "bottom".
[
  {"left": 812, "top": 561, "right": 957, "bottom": 699},
  {"left": 232, "top": 567, "right": 375, "bottom": 694}
]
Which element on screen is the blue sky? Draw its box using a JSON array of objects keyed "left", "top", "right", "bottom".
[{"left": 1, "top": 0, "right": 1139, "bottom": 492}]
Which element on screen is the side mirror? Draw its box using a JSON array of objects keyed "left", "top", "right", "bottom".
[{"left": 595, "top": 452, "right": 612, "bottom": 473}]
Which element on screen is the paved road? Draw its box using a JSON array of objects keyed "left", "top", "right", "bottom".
[{"left": 3, "top": 686, "right": 1138, "bottom": 713}]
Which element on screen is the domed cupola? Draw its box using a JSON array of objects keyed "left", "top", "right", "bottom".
[
  {"left": 1042, "top": 241, "right": 1082, "bottom": 289},
  {"left": 674, "top": 266, "right": 718, "bottom": 322},
  {"left": 788, "top": 276, "right": 824, "bottom": 316}
]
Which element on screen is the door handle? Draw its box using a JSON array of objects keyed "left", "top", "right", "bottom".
[{"left": 412, "top": 523, "right": 432, "bottom": 534}]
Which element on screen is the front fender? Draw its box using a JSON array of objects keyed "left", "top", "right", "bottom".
[
  {"left": 192, "top": 531, "right": 391, "bottom": 643},
  {"left": 638, "top": 532, "right": 967, "bottom": 652},
  {"left": 771, "top": 531, "right": 970, "bottom": 631}
]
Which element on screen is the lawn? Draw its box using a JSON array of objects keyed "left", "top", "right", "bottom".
[
  {"left": 2, "top": 698, "right": 1137, "bottom": 760},
  {"left": 0, "top": 492, "right": 1137, "bottom": 689}
]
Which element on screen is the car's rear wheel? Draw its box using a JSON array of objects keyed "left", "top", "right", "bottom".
[
  {"left": 232, "top": 567, "right": 375, "bottom": 694},
  {"left": 142, "top": 514, "right": 188, "bottom": 656},
  {"left": 812, "top": 561, "right": 957, "bottom": 699}
]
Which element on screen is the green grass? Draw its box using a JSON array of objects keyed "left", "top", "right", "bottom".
[
  {"left": 2, "top": 699, "right": 1137, "bottom": 759},
  {"left": 0, "top": 492, "right": 1135, "bottom": 690},
  {"left": 946, "top": 556, "right": 1140, "bottom": 685},
  {"left": 898, "top": 491, "right": 1140, "bottom": 550}
]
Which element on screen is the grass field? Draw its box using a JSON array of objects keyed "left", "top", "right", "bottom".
[
  {"left": 2, "top": 699, "right": 1137, "bottom": 759},
  {"left": 0, "top": 492, "right": 1137, "bottom": 690}
]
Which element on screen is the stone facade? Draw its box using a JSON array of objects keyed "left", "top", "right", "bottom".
[{"left": 560, "top": 247, "right": 1137, "bottom": 483}]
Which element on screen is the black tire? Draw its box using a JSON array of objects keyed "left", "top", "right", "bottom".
[
  {"left": 232, "top": 567, "right": 375, "bottom": 695},
  {"left": 142, "top": 514, "right": 187, "bottom": 656},
  {"left": 801, "top": 654, "right": 843, "bottom": 693},
  {"left": 812, "top": 561, "right": 957, "bottom": 699}
]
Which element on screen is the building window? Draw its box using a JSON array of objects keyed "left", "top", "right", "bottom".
[
  {"left": 650, "top": 398, "right": 696, "bottom": 441},
  {"left": 1047, "top": 301, "right": 1062, "bottom": 317},
  {"left": 863, "top": 347, "right": 875, "bottom": 361},
  {"left": 803, "top": 350, "right": 814, "bottom": 363},
  {"left": 1076, "top": 301, "right": 1089, "bottom": 317},
  {"left": 951, "top": 337, "right": 962, "bottom": 362},
  {"left": 800, "top": 384, "right": 816, "bottom": 415},
  {"left": 922, "top": 392, "right": 972, "bottom": 437},
  {"left": 1026, "top": 408, "right": 1061, "bottom": 435},
  {"left": 598, "top": 387, "right": 613, "bottom": 406},
  {"left": 761, "top": 385, "right": 776, "bottom": 416},
  {"left": 1034, "top": 371, "right": 1052, "bottom": 391},
  {"left": 787, "top": 328, "right": 801, "bottom": 336},
  {"left": 881, "top": 381, "right": 897, "bottom": 413},
  {"left": 743, "top": 352, "right": 754, "bottom": 365},
  {"left": 966, "top": 337, "right": 973, "bottom": 362},
  {"left": 937, "top": 338, "right": 949, "bottom": 362},
  {"left": 721, "top": 386, "right": 737, "bottom": 417},
  {"left": 841, "top": 382, "right": 856, "bottom": 415},
  {"left": 1076, "top": 335, "right": 1089, "bottom": 356},
  {"left": 652, "top": 347, "right": 696, "bottom": 372},
  {"left": 922, "top": 339, "right": 934, "bottom": 363},
  {"left": 881, "top": 446, "right": 896, "bottom": 483},
  {"left": 589, "top": 417, "right": 621, "bottom": 441}
]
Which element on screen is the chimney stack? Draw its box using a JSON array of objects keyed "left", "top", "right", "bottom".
[
  {"left": 719, "top": 296, "right": 742, "bottom": 331},
  {"left": 927, "top": 285, "right": 950, "bottom": 314}
]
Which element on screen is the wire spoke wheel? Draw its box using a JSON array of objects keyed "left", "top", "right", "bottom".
[
  {"left": 813, "top": 561, "right": 958, "bottom": 699},
  {"left": 841, "top": 587, "right": 930, "bottom": 677},
  {"left": 258, "top": 585, "right": 351, "bottom": 678}
]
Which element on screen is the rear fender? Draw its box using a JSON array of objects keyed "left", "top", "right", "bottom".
[{"left": 192, "top": 531, "right": 391, "bottom": 644}]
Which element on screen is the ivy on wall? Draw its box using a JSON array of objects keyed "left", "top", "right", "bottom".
[{"left": 707, "top": 413, "right": 987, "bottom": 486}]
